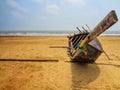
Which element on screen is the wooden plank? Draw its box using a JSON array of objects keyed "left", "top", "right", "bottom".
[
  {"left": 80, "top": 10, "right": 118, "bottom": 48},
  {"left": 73, "top": 10, "right": 118, "bottom": 59}
]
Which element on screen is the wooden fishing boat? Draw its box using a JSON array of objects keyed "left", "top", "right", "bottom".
[{"left": 68, "top": 10, "right": 118, "bottom": 63}]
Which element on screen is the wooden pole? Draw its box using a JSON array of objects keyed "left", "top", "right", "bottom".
[{"left": 73, "top": 10, "right": 118, "bottom": 59}]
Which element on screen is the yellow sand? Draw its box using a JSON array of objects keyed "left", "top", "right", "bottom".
[{"left": 0, "top": 36, "right": 120, "bottom": 90}]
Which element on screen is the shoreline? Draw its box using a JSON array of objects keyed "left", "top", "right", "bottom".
[{"left": 0, "top": 35, "right": 120, "bottom": 37}]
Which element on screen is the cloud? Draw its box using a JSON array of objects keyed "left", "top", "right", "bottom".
[
  {"left": 41, "top": 16, "right": 47, "bottom": 20},
  {"left": 65, "top": 0, "right": 85, "bottom": 6},
  {"left": 33, "top": 0, "right": 43, "bottom": 3},
  {"left": 45, "top": 4, "right": 59, "bottom": 15},
  {"left": 6, "top": 0, "right": 28, "bottom": 13},
  {"left": 11, "top": 11, "right": 23, "bottom": 18},
  {"left": 66, "top": 0, "right": 80, "bottom": 3}
]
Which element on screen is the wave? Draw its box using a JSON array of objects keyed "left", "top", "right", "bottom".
[
  {"left": 0, "top": 32, "right": 120, "bottom": 37},
  {"left": 101, "top": 34, "right": 120, "bottom": 36},
  {"left": 0, "top": 32, "right": 70, "bottom": 36}
]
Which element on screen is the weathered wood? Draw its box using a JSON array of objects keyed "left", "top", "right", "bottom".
[
  {"left": 73, "top": 10, "right": 118, "bottom": 60},
  {"left": 76, "top": 27, "right": 82, "bottom": 33},
  {"left": 80, "top": 10, "right": 118, "bottom": 48}
]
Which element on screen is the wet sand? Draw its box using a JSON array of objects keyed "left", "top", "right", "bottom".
[{"left": 0, "top": 36, "right": 120, "bottom": 90}]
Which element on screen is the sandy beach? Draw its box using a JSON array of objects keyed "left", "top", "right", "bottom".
[{"left": 0, "top": 36, "right": 120, "bottom": 90}]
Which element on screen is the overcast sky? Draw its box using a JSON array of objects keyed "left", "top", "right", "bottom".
[{"left": 0, "top": 0, "right": 120, "bottom": 31}]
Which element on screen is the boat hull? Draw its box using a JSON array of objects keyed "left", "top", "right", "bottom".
[{"left": 68, "top": 38, "right": 103, "bottom": 63}]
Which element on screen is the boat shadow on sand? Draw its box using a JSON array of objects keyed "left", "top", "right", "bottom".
[
  {"left": 65, "top": 45, "right": 100, "bottom": 89},
  {"left": 50, "top": 45, "right": 101, "bottom": 89},
  {"left": 70, "top": 62, "right": 100, "bottom": 89},
  {"left": 70, "top": 61, "right": 120, "bottom": 89}
]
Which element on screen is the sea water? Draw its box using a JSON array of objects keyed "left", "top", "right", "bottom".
[{"left": 0, "top": 30, "right": 120, "bottom": 36}]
